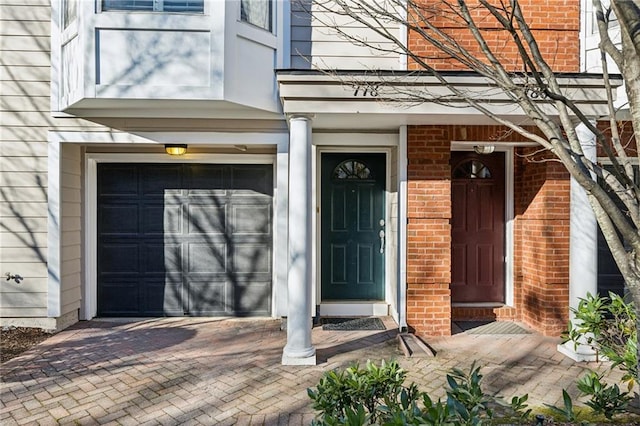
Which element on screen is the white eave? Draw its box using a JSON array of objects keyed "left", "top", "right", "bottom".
[{"left": 276, "top": 70, "right": 622, "bottom": 130}]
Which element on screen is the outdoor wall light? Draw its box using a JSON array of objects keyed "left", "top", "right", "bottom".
[
  {"left": 165, "top": 144, "right": 188, "bottom": 156},
  {"left": 473, "top": 145, "right": 495, "bottom": 155}
]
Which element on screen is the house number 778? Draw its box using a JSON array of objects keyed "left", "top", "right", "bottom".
[{"left": 352, "top": 84, "right": 380, "bottom": 97}]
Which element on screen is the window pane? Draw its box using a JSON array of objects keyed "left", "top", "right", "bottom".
[
  {"left": 63, "top": 0, "right": 77, "bottom": 28},
  {"left": 103, "top": 0, "right": 154, "bottom": 11},
  {"left": 241, "top": 0, "right": 272, "bottom": 32},
  {"left": 164, "top": 0, "right": 204, "bottom": 13},
  {"left": 102, "top": 0, "right": 204, "bottom": 13}
]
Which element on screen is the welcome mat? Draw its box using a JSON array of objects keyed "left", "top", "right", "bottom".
[
  {"left": 322, "top": 317, "right": 386, "bottom": 331},
  {"left": 455, "top": 321, "right": 532, "bottom": 335}
]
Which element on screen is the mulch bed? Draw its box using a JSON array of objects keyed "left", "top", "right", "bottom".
[{"left": 1, "top": 327, "right": 53, "bottom": 363}]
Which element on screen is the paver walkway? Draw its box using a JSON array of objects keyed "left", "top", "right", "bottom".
[{"left": 0, "top": 317, "right": 621, "bottom": 425}]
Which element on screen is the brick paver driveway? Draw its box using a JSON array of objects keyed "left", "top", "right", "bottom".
[{"left": 1, "top": 317, "right": 619, "bottom": 425}]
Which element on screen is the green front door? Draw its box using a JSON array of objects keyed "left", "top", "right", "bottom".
[{"left": 321, "top": 153, "right": 386, "bottom": 300}]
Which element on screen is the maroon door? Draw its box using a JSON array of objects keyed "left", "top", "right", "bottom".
[{"left": 451, "top": 151, "right": 505, "bottom": 303}]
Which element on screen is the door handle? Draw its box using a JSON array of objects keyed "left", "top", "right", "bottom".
[{"left": 379, "top": 230, "right": 385, "bottom": 254}]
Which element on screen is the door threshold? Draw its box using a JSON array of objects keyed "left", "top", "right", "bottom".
[
  {"left": 319, "top": 302, "right": 389, "bottom": 317},
  {"left": 451, "top": 302, "right": 506, "bottom": 308}
]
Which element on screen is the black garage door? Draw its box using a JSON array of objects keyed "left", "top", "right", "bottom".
[{"left": 97, "top": 163, "right": 273, "bottom": 317}]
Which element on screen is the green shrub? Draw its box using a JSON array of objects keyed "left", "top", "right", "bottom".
[
  {"left": 576, "top": 371, "right": 632, "bottom": 420},
  {"left": 565, "top": 292, "right": 637, "bottom": 389},
  {"left": 307, "top": 360, "right": 529, "bottom": 425}
]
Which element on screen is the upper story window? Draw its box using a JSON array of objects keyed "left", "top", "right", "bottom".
[
  {"left": 241, "top": 0, "right": 272, "bottom": 32},
  {"left": 102, "top": 0, "right": 204, "bottom": 13}
]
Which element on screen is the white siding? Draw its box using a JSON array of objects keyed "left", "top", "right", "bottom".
[
  {"left": 0, "top": 0, "right": 51, "bottom": 323},
  {"left": 0, "top": 1, "right": 107, "bottom": 329},
  {"left": 60, "top": 144, "right": 82, "bottom": 317},
  {"left": 291, "top": 0, "right": 402, "bottom": 70}
]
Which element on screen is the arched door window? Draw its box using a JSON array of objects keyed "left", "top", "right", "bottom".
[
  {"left": 452, "top": 159, "right": 492, "bottom": 179},
  {"left": 333, "top": 159, "right": 373, "bottom": 180}
]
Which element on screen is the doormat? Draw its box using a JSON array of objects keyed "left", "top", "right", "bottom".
[
  {"left": 455, "top": 321, "right": 531, "bottom": 335},
  {"left": 322, "top": 317, "right": 386, "bottom": 331}
]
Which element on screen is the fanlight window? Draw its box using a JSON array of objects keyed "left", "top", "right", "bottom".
[
  {"left": 333, "top": 160, "right": 373, "bottom": 180},
  {"left": 453, "top": 159, "right": 492, "bottom": 179}
]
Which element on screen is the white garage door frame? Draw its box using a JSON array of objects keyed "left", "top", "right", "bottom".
[{"left": 84, "top": 153, "right": 277, "bottom": 320}]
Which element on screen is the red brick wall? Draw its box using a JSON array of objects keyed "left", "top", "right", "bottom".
[
  {"left": 514, "top": 148, "right": 570, "bottom": 335},
  {"left": 408, "top": 0, "right": 580, "bottom": 72},
  {"left": 407, "top": 126, "right": 571, "bottom": 337},
  {"left": 407, "top": 126, "right": 452, "bottom": 336}
]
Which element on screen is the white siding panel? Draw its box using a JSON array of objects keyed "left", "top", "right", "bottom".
[
  {"left": 1, "top": 247, "right": 48, "bottom": 263},
  {"left": 1, "top": 50, "right": 51, "bottom": 67},
  {"left": 0, "top": 186, "right": 47, "bottom": 201},
  {"left": 0, "top": 4, "right": 50, "bottom": 21},
  {"left": 62, "top": 216, "right": 81, "bottom": 232},
  {"left": 0, "top": 155, "right": 47, "bottom": 171},
  {"left": 0, "top": 232, "right": 48, "bottom": 248},
  {"left": 0, "top": 142, "right": 48, "bottom": 156},
  {"left": 0, "top": 262, "right": 47, "bottom": 277},
  {"left": 0, "top": 307, "right": 48, "bottom": 317},
  {"left": 1, "top": 80, "right": 51, "bottom": 96},
  {"left": 290, "top": 1, "right": 401, "bottom": 70},
  {"left": 2, "top": 111, "right": 57, "bottom": 127},
  {"left": 0, "top": 35, "right": 50, "bottom": 51},
  {"left": 0, "top": 19, "right": 50, "bottom": 36},
  {"left": 61, "top": 259, "right": 81, "bottom": 276},
  {"left": 0, "top": 202, "right": 48, "bottom": 218},
  {"left": 59, "top": 143, "right": 82, "bottom": 319},
  {"left": 1, "top": 95, "right": 50, "bottom": 111},
  {"left": 0, "top": 276, "right": 46, "bottom": 292},
  {"left": 0, "top": 172, "right": 47, "bottom": 188},
  {"left": 0, "top": 65, "right": 50, "bottom": 82},
  {"left": 0, "top": 217, "right": 48, "bottom": 233}
]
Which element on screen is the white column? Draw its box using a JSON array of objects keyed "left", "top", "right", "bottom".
[
  {"left": 282, "top": 115, "right": 316, "bottom": 365},
  {"left": 558, "top": 121, "right": 599, "bottom": 361}
]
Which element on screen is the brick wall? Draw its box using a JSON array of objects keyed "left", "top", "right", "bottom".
[
  {"left": 408, "top": 0, "right": 580, "bottom": 72},
  {"left": 407, "top": 125, "right": 571, "bottom": 337},
  {"left": 514, "top": 148, "right": 570, "bottom": 335},
  {"left": 407, "top": 126, "right": 452, "bottom": 336}
]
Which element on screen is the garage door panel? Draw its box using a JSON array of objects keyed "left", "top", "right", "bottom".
[
  {"left": 187, "top": 205, "right": 226, "bottom": 234},
  {"left": 143, "top": 204, "right": 182, "bottom": 235},
  {"left": 233, "top": 244, "right": 271, "bottom": 274},
  {"left": 100, "top": 244, "right": 139, "bottom": 273},
  {"left": 99, "top": 165, "right": 138, "bottom": 196},
  {"left": 231, "top": 166, "right": 273, "bottom": 195},
  {"left": 188, "top": 164, "right": 227, "bottom": 192},
  {"left": 142, "top": 165, "right": 182, "bottom": 195},
  {"left": 99, "top": 281, "right": 140, "bottom": 314},
  {"left": 143, "top": 243, "right": 181, "bottom": 273},
  {"left": 231, "top": 205, "right": 271, "bottom": 235},
  {"left": 187, "top": 281, "right": 227, "bottom": 315},
  {"left": 98, "top": 163, "right": 273, "bottom": 317},
  {"left": 188, "top": 243, "right": 226, "bottom": 273},
  {"left": 100, "top": 205, "right": 139, "bottom": 235},
  {"left": 233, "top": 280, "right": 271, "bottom": 315},
  {"left": 144, "top": 280, "right": 184, "bottom": 315}
]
